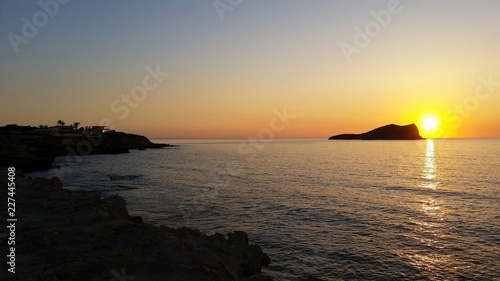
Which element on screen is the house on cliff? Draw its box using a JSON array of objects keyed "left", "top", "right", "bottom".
[{"left": 37, "top": 125, "right": 112, "bottom": 137}]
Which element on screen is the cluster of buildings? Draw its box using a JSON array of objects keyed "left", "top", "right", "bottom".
[
  {"left": 0, "top": 122, "right": 115, "bottom": 138},
  {"left": 37, "top": 125, "right": 112, "bottom": 137}
]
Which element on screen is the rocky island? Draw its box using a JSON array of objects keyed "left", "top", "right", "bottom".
[{"left": 328, "top": 123, "right": 424, "bottom": 140}]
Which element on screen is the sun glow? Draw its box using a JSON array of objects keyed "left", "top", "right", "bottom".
[{"left": 419, "top": 114, "right": 441, "bottom": 138}]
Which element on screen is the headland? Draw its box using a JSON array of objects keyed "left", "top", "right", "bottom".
[{"left": 329, "top": 124, "right": 424, "bottom": 140}]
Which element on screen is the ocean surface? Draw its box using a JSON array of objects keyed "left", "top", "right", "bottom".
[{"left": 31, "top": 139, "right": 500, "bottom": 280}]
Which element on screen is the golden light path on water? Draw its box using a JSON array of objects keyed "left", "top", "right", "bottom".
[
  {"left": 421, "top": 140, "right": 437, "bottom": 187},
  {"left": 32, "top": 138, "right": 500, "bottom": 279},
  {"left": 398, "top": 140, "right": 466, "bottom": 280}
]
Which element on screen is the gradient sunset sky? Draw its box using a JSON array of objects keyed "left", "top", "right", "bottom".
[{"left": 1, "top": 0, "right": 499, "bottom": 138}]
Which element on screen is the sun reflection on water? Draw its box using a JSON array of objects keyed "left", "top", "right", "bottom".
[
  {"left": 403, "top": 198, "right": 462, "bottom": 280},
  {"left": 396, "top": 140, "right": 466, "bottom": 280},
  {"left": 421, "top": 140, "right": 438, "bottom": 189}
]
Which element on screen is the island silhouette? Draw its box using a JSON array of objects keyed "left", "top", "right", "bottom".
[{"left": 329, "top": 124, "right": 424, "bottom": 140}]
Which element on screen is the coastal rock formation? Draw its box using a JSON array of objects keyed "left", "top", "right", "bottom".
[
  {"left": 293, "top": 276, "right": 326, "bottom": 281},
  {"left": 0, "top": 175, "right": 271, "bottom": 281},
  {"left": 0, "top": 125, "right": 175, "bottom": 172},
  {"left": 0, "top": 125, "right": 325, "bottom": 280},
  {"left": 328, "top": 124, "right": 424, "bottom": 140}
]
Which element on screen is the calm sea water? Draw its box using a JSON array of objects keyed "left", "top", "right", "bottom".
[{"left": 32, "top": 139, "right": 500, "bottom": 280}]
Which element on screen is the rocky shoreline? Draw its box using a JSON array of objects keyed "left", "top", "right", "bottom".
[
  {"left": 1, "top": 126, "right": 277, "bottom": 280},
  {"left": 1, "top": 126, "right": 324, "bottom": 280},
  {"left": 0, "top": 174, "right": 273, "bottom": 280},
  {"left": 0, "top": 126, "right": 176, "bottom": 172}
]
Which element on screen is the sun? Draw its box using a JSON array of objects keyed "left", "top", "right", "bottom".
[
  {"left": 423, "top": 117, "right": 439, "bottom": 131},
  {"left": 419, "top": 114, "right": 441, "bottom": 137}
]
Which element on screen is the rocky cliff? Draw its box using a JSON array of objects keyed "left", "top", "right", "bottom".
[{"left": 0, "top": 125, "right": 174, "bottom": 172}]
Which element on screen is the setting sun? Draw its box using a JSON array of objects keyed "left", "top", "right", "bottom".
[{"left": 419, "top": 114, "right": 441, "bottom": 137}]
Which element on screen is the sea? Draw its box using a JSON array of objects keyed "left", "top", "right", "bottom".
[{"left": 29, "top": 139, "right": 500, "bottom": 280}]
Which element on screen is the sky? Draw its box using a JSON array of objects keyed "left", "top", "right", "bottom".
[{"left": 1, "top": 0, "right": 499, "bottom": 138}]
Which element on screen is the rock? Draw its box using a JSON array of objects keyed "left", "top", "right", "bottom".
[
  {"left": 0, "top": 125, "right": 176, "bottom": 172},
  {"left": 244, "top": 273, "right": 274, "bottom": 281},
  {"left": 228, "top": 230, "right": 249, "bottom": 246},
  {"left": 100, "top": 195, "right": 130, "bottom": 220},
  {"left": 130, "top": 216, "right": 143, "bottom": 224},
  {"left": 32, "top": 177, "right": 63, "bottom": 189},
  {"left": 293, "top": 276, "right": 326, "bottom": 281},
  {"left": 329, "top": 123, "right": 424, "bottom": 140},
  {"left": 1, "top": 174, "right": 272, "bottom": 281}
]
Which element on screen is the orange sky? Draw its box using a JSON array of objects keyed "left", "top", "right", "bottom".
[{"left": 1, "top": 1, "right": 499, "bottom": 138}]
